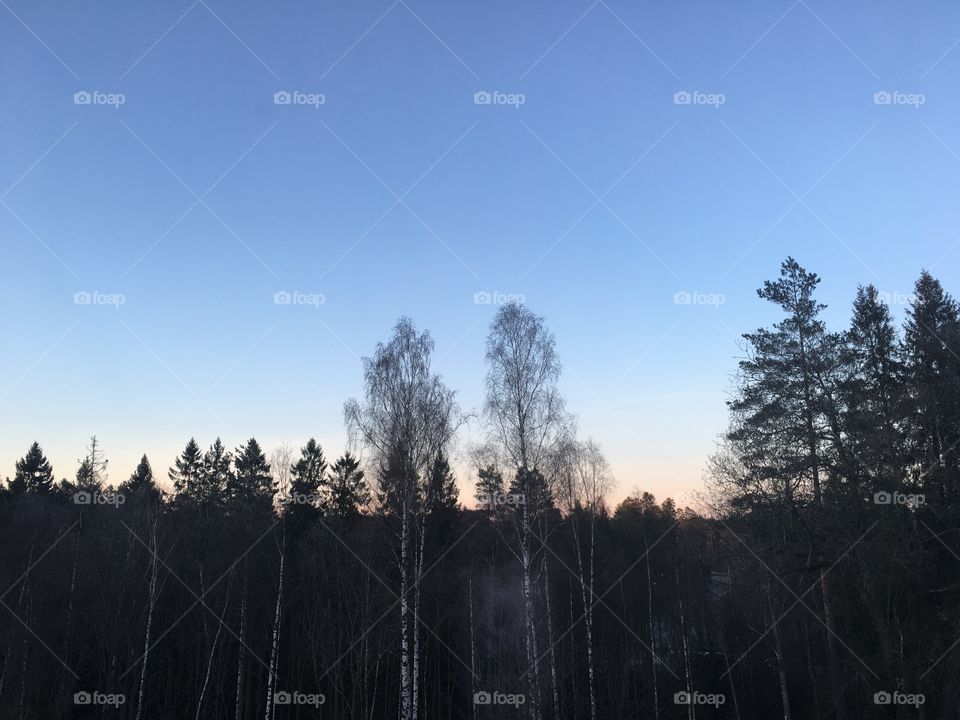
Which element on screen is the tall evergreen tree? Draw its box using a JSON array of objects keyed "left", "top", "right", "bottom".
[
  {"left": 169, "top": 438, "right": 204, "bottom": 500},
  {"left": 728, "top": 257, "right": 847, "bottom": 504},
  {"left": 474, "top": 464, "right": 505, "bottom": 509},
  {"left": 122, "top": 454, "right": 160, "bottom": 501},
  {"left": 286, "top": 438, "right": 327, "bottom": 523},
  {"left": 289, "top": 438, "right": 327, "bottom": 504},
  {"left": 841, "top": 285, "right": 906, "bottom": 493},
  {"left": 427, "top": 453, "right": 458, "bottom": 513},
  {"left": 230, "top": 437, "right": 274, "bottom": 506},
  {"left": 903, "top": 271, "right": 960, "bottom": 500},
  {"left": 725, "top": 257, "right": 852, "bottom": 720},
  {"left": 75, "top": 457, "right": 95, "bottom": 489},
  {"left": 201, "top": 437, "right": 233, "bottom": 504},
  {"left": 328, "top": 451, "right": 369, "bottom": 519},
  {"left": 13, "top": 441, "right": 54, "bottom": 494}
]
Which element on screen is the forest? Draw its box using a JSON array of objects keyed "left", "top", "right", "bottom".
[{"left": 2, "top": 257, "right": 960, "bottom": 719}]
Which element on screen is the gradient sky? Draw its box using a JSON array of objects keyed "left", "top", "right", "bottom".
[{"left": 3, "top": 0, "right": 960, "bottom": 506}]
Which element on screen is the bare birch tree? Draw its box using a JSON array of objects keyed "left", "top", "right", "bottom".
[
  {"left": 483, "top": 302, "right": 570, "bottom": 720},
  {"left": 344, "top": 317, "right": 464, "bottom": 720}
]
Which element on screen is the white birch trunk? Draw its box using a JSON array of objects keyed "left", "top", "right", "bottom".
[
  {"left": 234, "top": 570, "right": 247, "bottom": 720},
  {"left": 645, "top": 534, "right": 660, "bottom": 720},
  {"left": 521, "top": 493, "right": 541, "bottom": 720},
  {"left": 264, "top": 534, "right": 285, "bottom": 720},
  {"left": 468, "top": 573, "right": 478, "bottom": 720},
  {"left": 399, "top": 494, "right": 413, "bottom": 720},
  {"left": 135, "top": 517, "right": 160, "bottom": 720},
  {"left": 412, "top": 514, "right": 426, "bottom": 720},
  {"left": 541, "top": 555, "right": 559, "bottom": 720},
  {"left": 572, "top": 512, "right": 597, "bottom": 720},
  {"left": 676, "top": 561, "right": 694, "bottom": 720},
  {"left": 195, "top": 574, "right": 232, "bottom": 720}
]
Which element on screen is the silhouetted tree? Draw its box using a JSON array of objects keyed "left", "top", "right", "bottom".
[
  {"left": 328, "top": 451, "right": 369, "bottom": 520},
  {"left": 13, "top": 441, "right": 54, "bottom": 494},
  {"left": 230, "top": 437, "right": 273, "bottom": 507}
]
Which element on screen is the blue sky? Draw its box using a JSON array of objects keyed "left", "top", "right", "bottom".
[{"left": 3, "top": 0, "right": 960, "bottom": 504}]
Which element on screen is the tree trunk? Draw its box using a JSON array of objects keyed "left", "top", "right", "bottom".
[
  {"left": 521, "top": 490, "right": 542, "bottom": 720},
  {"left": 571, "top": 512, "right": 597, "bottom": 720},
  {"left": 644, "top": 533, "right": 660, "bottom": 720},
  {"left": 234, "top": 567, "right": 247, "bottom": 720},
  {"left": 767, "top": 586, "right": 792, "bottom": 720},
  {"left": 676, "top": 558, "right": 694, "bottom": 720},
  {"left": 468, "top": 572, "right": 478, "bottom": 720},
  {"left": 135, "top": 516, "right": 160, "bottom": 720},
  {"left": 400, "top": 493, "right": 413, "bottom": 720},
  {"left": 542, "top": 554, "right": 560, "bottom": 720},
  {"left": 196, "top": 571, "right": 233, "bottom": 720},
  {"left": 264, "top": 532, "right": 285, "bottom": 720}
]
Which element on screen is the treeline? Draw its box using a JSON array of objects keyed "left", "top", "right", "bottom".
[{"left": 2, "top": 260, "right": 960, "bottom": 719}]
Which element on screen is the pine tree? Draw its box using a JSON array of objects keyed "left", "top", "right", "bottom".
[
  {"left": 728, "top": 257, "right": 847, "bottom": 504},
  {"left": 230, "top": 438, "right": 274, "bottom": 506},
  {"left": 75, "top": 457, "right": 95, "bottom": 489},
  {"left": 201, "top": 438, "right": 233, "bottom": 504},
  {"left": 725, "top": 258, "right": 854, "bottom": 720},
  {"left": 169, "top": 438, "right": 204, "bottom": 500},
  {"left": 122, "top": 454, "right": 160, "bottom": 501},
  {"left": 474, "top": 465, "right": 504, "bottom": 509},
  {"left": 328, "top": 451, "right": 370, "bottom": 519},
  {"left": 13, "top": 441, "right": 54, "bottom": 494},
  {"left": 903, "top": 271, "right": 960, "bottom": 500},
  {"left": 285, "top": 438, "right": 327, "bottom": 524},
  {"left": 427, "top": 453, "right": 458, "bottom": 514},
  {"left": 841, "top": 285, "right": 906, "bottom": 494},
  {"left": 509, "top": 467, "right": 552, "bottom": 513},
  {"left": 289, "top": 438, "right": 327, "bottom": 505}
]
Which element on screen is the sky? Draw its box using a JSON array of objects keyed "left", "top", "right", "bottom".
[{"left": 2, "top": 0, "right": 960, "bottom": 506}]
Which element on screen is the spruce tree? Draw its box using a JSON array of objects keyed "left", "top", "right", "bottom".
[
  {"left": 285, "top": 438, "right": 327, "bottom": 523},
  {"left": 903, "top": 271, "right": 960, "bottom": 500},
  {"left": 122, "top": 454, "right": 160, "bottom": 502},
  {"left": 13, "top": 441, "right": 54, "bottom": 494},
  {"left": 230, "top": 437, "right": 274, "bottom": 506},
  {"left": 474, "top": 465, "right": 505, "bottom": 510},
  {"left": 289, "top": 438, "right": 327, "bottom": 505},
  {"left": 328, "top": 451, "right": 369, "bottom": 519},
  {"left": 201, "top": 437, "right": 232, "bottom": 504},
  {"left": 841, "top": 285, "right": 906, "bottom": 494},
  {"left": 427, "top": 452, "right": 458, "bottom": 514},
  {"left": 169, "top": 438, "right": 204, "bottom": 500}
]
